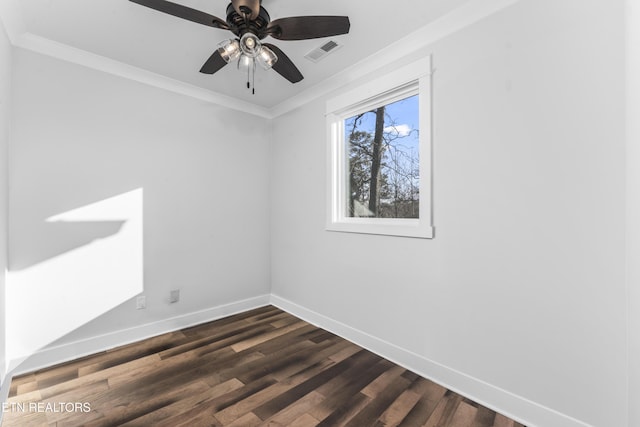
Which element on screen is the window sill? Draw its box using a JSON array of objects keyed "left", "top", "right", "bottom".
[{"left": 326, "top": 219, "right": 434, "bottom": 239}]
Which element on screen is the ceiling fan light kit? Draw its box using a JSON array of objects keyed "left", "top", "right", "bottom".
[{"left": 129, "top": 0, "right": 350, "bottom": 94}]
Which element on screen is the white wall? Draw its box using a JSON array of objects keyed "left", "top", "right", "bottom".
[
  {"left": 6, "top": 48, "right": 271, "bottom": 367},
  {"left": 0, "top": 16, "right": 11, "bottom": 383},
  {"left": 627, "top": 1, "right": 640, "bottom": 426},
  {"left": 270, "top": 1, "right": 626, "bottom": 426}
]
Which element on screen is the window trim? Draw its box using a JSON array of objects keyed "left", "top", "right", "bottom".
[{"left": 326, "top": 56, "right": 434, "bottom": 239}]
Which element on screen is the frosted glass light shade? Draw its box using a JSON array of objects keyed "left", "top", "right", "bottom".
[
  {"left": 256, "top": 46, "right": 278, "bottom": 70},
  {"left": 237, "top": 53, "right": 254, "bottom": 70},
  {"left": 218, "top": 39, "right": 240, "bottom": 63}
]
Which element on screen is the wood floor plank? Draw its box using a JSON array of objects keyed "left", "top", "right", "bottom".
[
  {"left": 344, "top": 374, "right": 412, "bottom": 427},
  {"left": 327, "top": 342, "right": 362, "bottom": 363},
  {"left": 217, "top": 341, "right": 317, "bottom": 385},
  {"left": 78, "top": 331, "right": 190, "bottom": 376},
  {"left": 376, "top": 389, "right": 422, "bottom": 426},
  {"left": 314, "top": 392, "right": 372, "bottom": 427},
  {"left": 13, "top": 381, "right": 39, "bottom": 397},
  {"left": 246, "top": 324, "right": 321, "bottom": 357},
  {"left": 393, "top": 387, "right": 445, "bottom": 426},
  {"left": 361, "top": 365, "right": 406, "bottom": 398},
  {"left": 119, "top": 378, "right": 244, "bottom": 427},
  {"left": 225, "top": 411, "right": 263, "bottom": 427},
  {"left": 41, "top": 353, "right": 162, "bottom": 400},
  {"left": 0, "top": 409, "right": 49, "bottom": 427},
  {"left": 230, "top": 320, "right": 309, "bottom": 352},
  {"left": 213, "top": 356, "right": 336, "bottom": 425},
  {"left": 2, "top": 306, "right": 525, "bottom": 427},
  {"left": 434, "top": 393, "right": 464, "bottom": 427},
  {"left": 289, "top": 413, "right": 321, "bottom": 427},
  {"left": 471, "top": 406, "right": 497, "bottom": 427},
  {"left": 493, "top": 413, "right": 516, "bottom": 427},
  {"left": 270, "top": 315, "right": 305, "bottom": 329},
  {"left": 151, "top": 376, "right": 277, "bottom": 427},
  {"left": 410, "top": 377, "right": 448, "bottom": 401},
  {"left": 252, "top": 349, "right": 379, "bottom": 421},
  {"left": 309, "top": 358, "right": 393, "bottom": 421},
  {"left": 307, "top": 329, "right": 336, "bottom": 344},
  {"left": 260, "top": 390, "right": 325, "bottom": 426},
  {"left": 268, "top": 339, "right": 355, "bottom": 382},
  {"left": 449, "top": 401, "right": 478, "bottom": 427},
  {"left": 83, "top": 379, "right": 212, "bottom": 426},
  {"left": 8, "top": 374, "right": 36, "bottom": 398},
  {"left": 157, "top": 323, "right": 274, "bottom": 360},
  {"left": 227, "top": 341, "right": 316, "bottom": 382}
]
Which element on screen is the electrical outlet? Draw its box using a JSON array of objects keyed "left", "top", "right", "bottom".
[
  {"left": 169, "top": 289, "right": 180, "bottom": 304},
  {"left": 136, "top": 295, "right": 146, "bottom": 309}
]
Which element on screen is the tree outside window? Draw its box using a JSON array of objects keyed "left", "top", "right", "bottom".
[{"left": 345, "top": 95, "right": 419, "bottom": 219}]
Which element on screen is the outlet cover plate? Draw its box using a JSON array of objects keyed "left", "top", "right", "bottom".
[
  {"left": 169, "top": 290, "right": 180, "bottom": 304},
  {"left": 136, "top": 295, "right": 146, "bottom": 309}
]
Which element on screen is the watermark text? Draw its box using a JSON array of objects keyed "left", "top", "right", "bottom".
[{"left": 2, "top": 402, "right": 91, "bottom": 413}]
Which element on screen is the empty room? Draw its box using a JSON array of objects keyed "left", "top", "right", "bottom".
[{"left": 0, "top": 0, "right": 638, "bottom": 426}]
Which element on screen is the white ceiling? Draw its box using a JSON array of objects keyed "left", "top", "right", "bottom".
[{"left": 5, "top": 0, "right": 479, "bottom": 109}]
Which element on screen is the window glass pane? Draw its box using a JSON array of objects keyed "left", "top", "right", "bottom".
[{"left": 344, "top": 94, "right": 419, "bottom": 218}]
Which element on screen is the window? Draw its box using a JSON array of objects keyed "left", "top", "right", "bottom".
[{"left": 326, "top": 57, "right": 433, "bottom": 238}]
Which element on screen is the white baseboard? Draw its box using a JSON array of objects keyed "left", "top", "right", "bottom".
[
  {"left": 270, "top": 294, "right": 592, "bottom": 427},
  {"left": 9, "top": 294, "right": 271, "bottom": 376}
]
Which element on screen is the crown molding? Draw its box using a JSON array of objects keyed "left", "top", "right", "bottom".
[
  {"left": 2, "top": 0, "right": 520, "bottom": 120},
  {"left": 0, "top": 0, "right": 25, "bottom": 45},
  {"left": 12, "top": 32, "right": 273, "bottom": 119},
  {"left": 269, "top": 0, "right": 521, "bottom": 118}
]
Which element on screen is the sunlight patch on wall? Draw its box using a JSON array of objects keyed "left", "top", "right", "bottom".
[{"left": 6, "top": 188, "right": 143, "bottom": 367}]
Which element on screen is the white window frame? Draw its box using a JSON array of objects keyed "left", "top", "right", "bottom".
[{"left": 326, "top": 57, "right": 433, "bottom": 239}]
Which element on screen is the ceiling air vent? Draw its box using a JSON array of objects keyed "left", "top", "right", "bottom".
[{"left": 304, "top": 40, "right": 342, "bottom": 63}]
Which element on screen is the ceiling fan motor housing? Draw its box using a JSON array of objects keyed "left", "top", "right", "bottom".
[{"left": 225, "top": 3, "right": 271, "bottom": 39}]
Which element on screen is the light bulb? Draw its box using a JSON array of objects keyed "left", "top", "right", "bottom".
[{"left": 239, "top": 33, "right": 260, "bottom": 57}]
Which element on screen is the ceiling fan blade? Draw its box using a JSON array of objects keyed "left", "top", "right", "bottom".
[
  {"left": 231, "top": 0, "right": 260, "bottom": 20},
  {"left": 199, "top": 50, "right": 228, "bottom": 74},
  {"left": 266, "top": 16, "right": 350, "bottom": 40},
  {"left": 129, "top": 0, "right": 229, "bottom": 30},
  {"left": 263, "top": 43, "right": 303, "bottom": 83}
]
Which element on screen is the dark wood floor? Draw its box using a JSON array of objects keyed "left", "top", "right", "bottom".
[{"left": 2, "top": 306, "right": 525, "bottom": 427}]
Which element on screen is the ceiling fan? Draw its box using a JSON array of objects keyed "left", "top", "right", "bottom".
[{"left": 129, "top": 0, "right": 350, "bottom": 91}]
